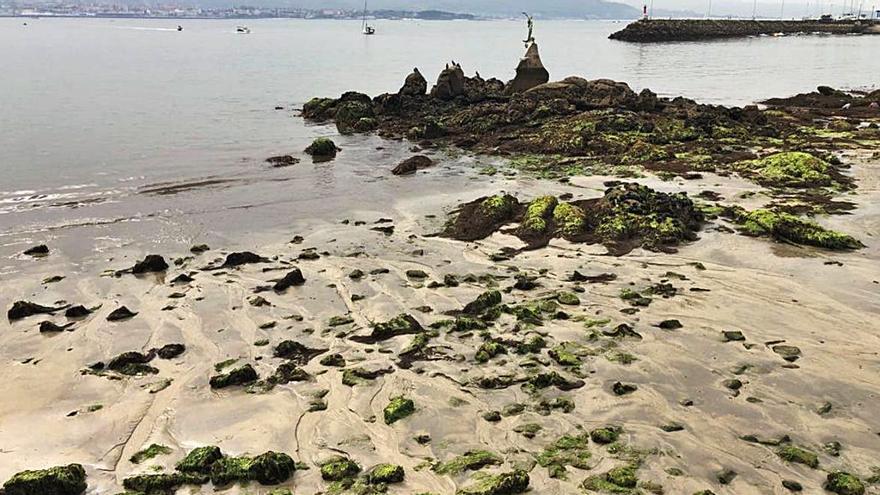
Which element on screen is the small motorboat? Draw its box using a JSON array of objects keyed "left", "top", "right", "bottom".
[
  {"left": 236, "top": 26, "right": 251, "bottom": 34},
  {"left": 177, "top": 25, "right": 183, "bottom": 31}
]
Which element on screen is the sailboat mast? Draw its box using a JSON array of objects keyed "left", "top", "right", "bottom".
[{"left": 363, "top": 0, "right": 367, "bottom": 29}]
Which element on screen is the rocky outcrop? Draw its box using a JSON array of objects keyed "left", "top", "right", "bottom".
[
  {"left": 610, "top": 18, "right": 870, "bottom": 42},
  {"left": 430, "top": 63, "right": 466, "bottom": 100},
  {"left": 399, "top": 68, "right": 427, "bottom": 96},
  {"left": 505, "top": 43, "right": 550, "bottom": 95}
]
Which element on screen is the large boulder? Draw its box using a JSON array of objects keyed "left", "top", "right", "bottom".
[
  {"left": 505, "top": 43, "right": 550, "bottom": 95},
  {"left": 430, "top": 63, "right": 466, "bottom": 100},
  {"left": 526, "top": 77, "right": 640, "bottom": 109},
  {"left": 399, "top": 68, "right": 427, "bottom": 96}
]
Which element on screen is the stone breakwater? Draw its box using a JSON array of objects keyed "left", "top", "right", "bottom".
[{"left": 609, "top": 18, "right": 877, "bottom": 42}]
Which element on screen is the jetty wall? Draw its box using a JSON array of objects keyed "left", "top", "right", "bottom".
[{"left": 609, "top": 18, "right": 876, "bottom": 42}]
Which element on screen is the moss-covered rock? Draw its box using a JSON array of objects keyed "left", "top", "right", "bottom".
[
  {"left": 776, "top": 445, "right": 819, "bottom": 468},
  {"left": 209, "top": 364, "right": 259, "bottom": 389},
  {"left": 305, "top": 138, "right": 340, "bottom": 158},
  {"left": 320, "top": 456, "right": 362, "bottom": 481},
  {"left": 535, "top": 432, "right": 592, "bottom": 478},
  {"left": 335, "top": 100, "right": 375, "bottom": 134},
  {"left": 456, "top": 469, "right": 530, "bottom": 495},
  {"left": 383, "top": 396, "right": 415, "bottom": 425},
  {"left": 475, "top": 341, "right": 506, "bottom": 363},
  {"left": 122, "top": 472, "right": 208, "bottom": 494},
  {"left": 352, "top": 313, "right": 423, "bottom": 344},
  {"left": 3, "top": 464, "right": 87, "bottom": 495},
  {"left": 519, "top": 196, "right": 558, "bottom": 237},
  {"left": 433, "top": 450, "right": 503, "bottom": 475},
  {"left": 463, "top": 290, "right": 502, "bottom": 315},
  {"left": 130, "top": 444, "right": 172, "bottom": 464},
  {"left": 442, "top": 194, "right": 521, "bottom": 242},
  {"left": 825, "top": 472, "right": 865, "bottom": 495},
  {"left": 727, "top": 207, "right": 863, "bottom": 250},
  {"left": 209, "top": 451, "right": 295, "bottom": 486},
  {"left": 553, "top": 202, "right": 587, "bottom": 238},
  {"left": 591, "top": 426, "right": 623, "bottom": 445},
  {"left": 176, "top": 445, "right": 223, "bottom": 473},
  {"left": 745, "top": 151, "right": 833, "bottom": 188},
  {"left": 582, "top": 464, "right": 640, "bottom": 493},
  {"left": 366, "top": 464, "right": 405, "bottom": 484}
]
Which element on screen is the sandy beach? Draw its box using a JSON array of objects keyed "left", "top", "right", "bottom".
[{"left": 2, "top": 138, "right": 879, "bottom": 494}]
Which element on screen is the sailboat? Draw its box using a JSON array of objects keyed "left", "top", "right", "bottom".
[{"left": 362, "top": 0, "right": 376, "bottom": 35}]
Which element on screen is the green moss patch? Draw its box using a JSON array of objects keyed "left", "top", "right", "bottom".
[
  {"left": 433, "top": 450, "right": 503, "bottom": 475},
  {"left": 384, "top": 396, "right": 415, "bottom": 425},
  {"left": 130, "top": 444, "right": 172, "bottom": 465},
  {"left": 456, "top": 469, "right": 530, "bottom": 495},
  {"left": 726, "top": 207, "right": 863, "bottom": 250},
  {"left": 3, "top": 464, "right": 87, "bottom": 495}
]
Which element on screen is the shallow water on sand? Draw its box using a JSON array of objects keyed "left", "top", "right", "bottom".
[{"left": 1, "top": 17, "right": 879, "bottom": 266}]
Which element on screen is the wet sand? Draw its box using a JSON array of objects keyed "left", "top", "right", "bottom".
[{"left": 1, "top": 152, "right": 879, "bottom": 494}]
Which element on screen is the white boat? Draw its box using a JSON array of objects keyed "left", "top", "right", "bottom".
[
  {"left": 236, "top": 26, "right": 251, "bottom": 34},
  {"left": 362, "top": 0, "right": 375, "bottom": 35}
]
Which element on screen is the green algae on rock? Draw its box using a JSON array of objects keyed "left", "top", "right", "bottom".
[
  {"left": 776, "top": 445, "right": 819, "bottom": 468},
  {"left": 582, "top": 464, "right": 641, "bottom": 493},
  {"left": 462, "top": 290, "right": 503, "bottom": 316},
  {"left": 304, "top": 137, "right": 340, "bottom": 159},
  {"left": 725, "top": 207, "right": 863, "bottom": 250},
  {"left": 209, "top": 363, "right": 259, "bottom": 389},
  {"left": 825, "top": 471, "right": 866, "bottom": 495},
  {"left": 383, "top": 396, "right": 415, "bottom": 425},
  {"left": 441, "top": 184, "right": 704, "bottom": 255},
  {"left": 518, "top": 195, "right": 558, "bottom": 239},
  {"left": 122, "top": 472, "right": 208, "bottom": 494},
  {"left": 3, "top": 464, "right": 87, "bottom": 495},
  {"left": 591, "top": 426, "right": 623, "bottom": 445},
  {"left": 352, "top": 313, "right": 423, "bottom": 344},
  {"left": 433, "top": 450, "right": 503, "bottom": 475},
  {"left": 456, "top": 469, "right": 530, "bottom": 495},
  {"left": 129, "top": 444, "right": 172, "bottom": 464},
  {"left": 320, "top": 456, "right": 362, "bottom": 481},
  {"left": 176, "top": 446, "right": 224, "bottom": 473},
  {"left": 535, "top": 432, "right": 592, "bottom": 478},
  {"left": 210, "top": 452, "right": 296, "bottom": 486},
  {"left": 740, "top": 151, "right": 835, "bottom": 188},
  {"left": 366, "top": 464, "right": 405, "bottom": 484}
]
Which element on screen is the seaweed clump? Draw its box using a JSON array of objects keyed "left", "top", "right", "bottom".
[
  {"left": 725, "top": 207, "right": 863, "bottom": 250},
  {"left": 456, "top": 470, "right": 530, "bottom": 495},
  {"left": 433, "top": 450, "right": 503, "bottom": 475},
  {"left": 2, "top": 464, "right": 87, "bottom": 495},
  {"left": 383, "top": 396, "right": 415, "bottom": 425},
  {"left": 130, "top": 444, "right": 173, "bottom": 464},
  {"left": 535, "top": 432, "right": 592, "bottom": 479},
  {"left": 825, "top": 471, "right": 866, "bottom": 495},
  {"left": 741, "top": 151, "right": 835, "bottom": 188},
  {"left": 124, "top": 446, "right": 296, "bottom": 492},
  {"left": 441, "top": 184, "right": 703, "bottom": 255}
]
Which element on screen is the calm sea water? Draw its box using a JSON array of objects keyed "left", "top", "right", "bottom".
[{"left": 1, "top": 18, "right": 878, "bottom": 263}]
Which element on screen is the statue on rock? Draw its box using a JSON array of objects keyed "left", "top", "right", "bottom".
[
  {"left": 522, "top": 12, "right": 535, "bottom": 47},
  {"left": 430, "top": 62, "right": 466, "bottom": 101},
  {"left": 399, "top": 67, "right": 427, "bottom": 96}
]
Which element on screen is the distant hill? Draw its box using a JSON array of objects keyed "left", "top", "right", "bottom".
[
  {"left": 56, "top": 0, "right": 640, "bottom": 19},
  {"left": 300, "top": 0, "right": 640, "bottom": 19}
]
